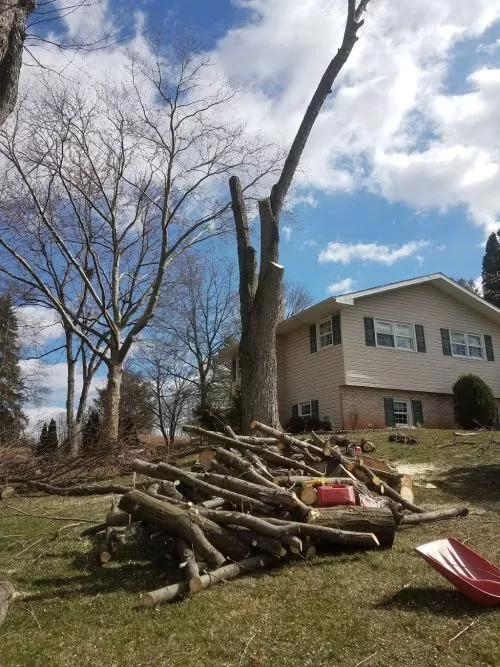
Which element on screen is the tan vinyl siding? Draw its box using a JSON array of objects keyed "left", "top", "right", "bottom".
[
  {"left": 277, "top": 317, "right": 344, "bottom": 427},
  {"left": 342, "top": 283, "right": 500, "bottom": 397}
]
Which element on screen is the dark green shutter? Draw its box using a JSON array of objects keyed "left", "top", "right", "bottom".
[
  {"left": 231, "top": 358, "right": 237, "bottom": 382},
  {"left": 311, "top": 400, "right": 319, "bottom": 419},
  {"left": 415, "top": 324, "right": 426, "bottom": 352},
  {"left": 411, "top": 400, "right": 424, "bottom": 425},
  {"left": 440, "top": 328, "right": 452, "bottom": 356},
  {"left": 384, "top": 398, "right": 395, "bottom": 426},
  {"left": 292, "top": 404, "right": 299, "bottom": 418},
  {"left": 309, "top": 324, "right": 317, "bottom": 353},
  {"left": 484, "top": 335, "right": 495, "bottom": 361},
  {"left": 332, "top": 314, "right": 341, "bottom": 345},
  {"left": 364, "top": 317, "right": 376, "bottom": 346}
]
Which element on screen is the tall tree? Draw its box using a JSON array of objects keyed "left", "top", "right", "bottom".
[
  {"left": 0, "top": 293, "right": 26, "bottom": 444},
  {"left": 482, "top": 232, "right": 500, "bottom": 307},
  {"left": 46, "top": 417, "right": 58, "bottom": 451},
  {"left": 230, "top": 0, "right": 371, "bottom": 432},
  {"left": 95, "top": 369, "right": 156, "bottom": 444},
  {"left": 284, "top": 280, "right": 314, "bottom": 318},
  {"left": 452, "top": 277, "right": 481, "bottom": 296},
  {"left": 0, "top": 47, "right": 272, "bottom": 447}
]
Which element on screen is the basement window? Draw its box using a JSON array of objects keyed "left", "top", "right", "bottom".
[
  {"left": 393, "top": 400, "right": 409, "bottom": 426},
  {"left": 299, "top": 401, "right": 312, "bottom": 417}
]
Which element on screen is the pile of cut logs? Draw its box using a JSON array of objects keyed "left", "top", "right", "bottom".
[{"left": 85, "top": 421, "right": 469, "bottom": 606}]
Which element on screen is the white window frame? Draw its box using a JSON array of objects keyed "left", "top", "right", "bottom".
[
  {"left": 374, "top": 319, "right": 416, "bottom": 352},
  {"left": 317, "top": 317, "right": 334, "bottom": 350},
  {"left": 299, "top": 401, "right": 312, "bottom": 417},
  {"left": 450, "top": 330, "right": 485, "bottom": 360},
  {"left": 393, "top": 399, "right": 411, "bottom": 427}
]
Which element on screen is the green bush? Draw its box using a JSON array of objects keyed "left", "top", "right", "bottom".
[{"left": 452, "top": 374, "right": 497, "bottom": 429}]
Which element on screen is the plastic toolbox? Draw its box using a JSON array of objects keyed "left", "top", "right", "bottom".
[{"left": 316, "top": 484, "right": 356, "bottom": 507}]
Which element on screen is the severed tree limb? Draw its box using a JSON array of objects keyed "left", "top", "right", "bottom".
[
  {"left": 264, "top": 516, "right": 379, "bottom": 549},
  {"left": 119, "top": 491, "right": 226, "bottom": 568},
  {"left": 353, "top": 461, "right": 423, "bottom": 513},
  {"left": 399, "top": 507, "right": 469, "bottom": 526},
  {"left": 174, "top": 538, "right": 200, "bottom": 583},
  {"left": 198, "top": 472, "right": 310, "bottom": 519},
  {"left": 183, "top": 425, "right": 324, "bottom": 476},
  {"left": 140, "top": 554, "right": 278, "bottom": 606},
  {"left": 214, "top": 447, "right": 280, "bottom": 489},
  {"left": 131, "top": 459, "right": 273, "bottom": 515},
  {"left": 21, "top": 481, "right": 136, "bottom": 496},
  {"left": 250, "top": 420, "right": 324, "bottom": 456},
  {"left": 273, "top": 476, "right": 353, "bottom": 487}
]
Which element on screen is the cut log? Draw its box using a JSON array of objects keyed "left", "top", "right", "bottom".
[
  {"left": 174, "top": 538, "right": 200, "bottom": 582},
  {"left": 140, "top": 555, "right": 278, "bottom": 606},
  {"left": 308, "top": 506, "right": 396, "bottom": 548},
  {"left": 360, "top": 438, "right": 376, "bottom": 453},
  {"left": 24, "top": 481, "right": 135, "bottom": 496},
  {"left": 229, "top": 527, "right": 288, "bottom": 557},
  {"left": 399, "top": 507, "right": 469, "bottom": 525},
  {"left": 263, "top": 517, "right": 380, "bottom": 549},
  {"left": 183, "top": 424, "right": 324, "bottom": 476},
  {"left": 214, "top": 447, "right": 280, "bottom": 489},
  {"left": 119, "top": 491, "right": 226, "bottom": 568},
  {"left": 199, "top": 472, "right": 309, "bottom": 519},
  {"left": 198, "top": 449, "right": 216, "bottom": 471},
  {"left": 388, "top": 433, "right": 418, "bottom": 445},
  {"left": 0, "top": 581, "right": 13, "bottom": 627},
  {"left": 131, "top": 459, "right": 273, "bottom": 515},
  {"left": 353, "top": 461, "right": 423, "bottom": 513},
  {"left": 399, "top": 474, "right": 414, "bottom": 505},
  {"left": 274, "top": 475, "right": 353, "bottom": 487},
  {"left": 299, "top": 485, "right": 317, "bottom": 506},
  {"left": 250, "top": 420, "right": 324, "bottom": 456}
]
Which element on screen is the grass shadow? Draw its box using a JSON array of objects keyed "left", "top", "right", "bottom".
[
  {"left": 375, "top": 586, "right": 497, "bottom": 617},
  {"left": 435, "top": 464, "right": 500, "bottom": 505}
]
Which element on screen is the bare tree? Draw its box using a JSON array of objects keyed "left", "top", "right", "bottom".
[
  {"left": 284, "top": 280, "right": 314, "bottom": 319},
  {"left": 0, "top": 47, "right": 273, "bottom": 447},
  {"left": 0, "top": 0, "right": 113, "bottom": 127},
  {"left": 230, "top": 0, "right": 371, "bottom": 432}
]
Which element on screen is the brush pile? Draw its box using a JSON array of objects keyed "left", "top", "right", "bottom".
[{"left": 84, "top": 421, "right": 469, "bottom": 606}]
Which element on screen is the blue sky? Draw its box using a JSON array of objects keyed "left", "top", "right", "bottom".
[{"left": 15, "top": 0, "right": 500, "bottom": 427}]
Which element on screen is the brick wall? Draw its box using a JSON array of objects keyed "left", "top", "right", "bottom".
[{"left": 339, "top": 385, "right": 458, "bottom": 429}]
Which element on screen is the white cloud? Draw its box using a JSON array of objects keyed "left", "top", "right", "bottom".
[
  {"left": 318, "top": 240, "right": 428, "bottom": 265},
  {"left": 24, "top": 406, "right": 66, "bottom": 437},
  {"left": 474, "top": 275, "right": 483, "bottom": 295},
  {"left": 210, "top": 0, "right": 500, "bottom": 231},
  {"left": 17, "top": 306, "right": 63, "bottom": 347},
  {"left": 327, "top": 277, "right": 355, "bottom": 294},
  {"left": 282, "top": 224, "right": 293, "bottom": 241},
  {"left": 303, "top": 239, "right": 318, "bottom": 247}
]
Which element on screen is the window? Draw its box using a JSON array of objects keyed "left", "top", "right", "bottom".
[
  {"left": 318, "top": 318, "right": 333, "bottom": 349},
  {"left": 299, "top": 401, "right": 311, "bottom": 417},
  {"left": 450, "top": 331, "right": 484, "bottom": 359},
  {"left": 393, "top": 400, "right": 409, "bottom": 426},
  {"left": 375, "top": 319, "right": 415, "bottom": 350}
]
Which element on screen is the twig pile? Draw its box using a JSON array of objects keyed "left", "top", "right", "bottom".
[{"left": 82, "top": 421, "right": 469, "bottom": 606}]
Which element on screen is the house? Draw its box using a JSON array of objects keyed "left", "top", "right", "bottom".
[{"left": 227, "top": 273, "right": 500, "bottom": 429}]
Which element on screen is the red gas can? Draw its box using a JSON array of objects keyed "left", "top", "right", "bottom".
[{"left": 316, "top": 484, "right": 356, "bottom": 507}]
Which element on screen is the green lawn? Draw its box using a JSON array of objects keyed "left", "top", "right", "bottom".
[{"left": 1, "top": 429, "right": 499, "bottom": 667}]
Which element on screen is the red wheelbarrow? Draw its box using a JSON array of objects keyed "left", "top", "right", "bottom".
[{"left": 415, "top": 538, "right": 500, "bottom": 605}]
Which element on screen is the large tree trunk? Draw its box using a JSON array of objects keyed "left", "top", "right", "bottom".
[
  {"left": 0, "top": 0, "right": 34, "bottom": 127},
  {"left": 102, "top": 358, "right": 123, "bottom": 448},
  {"left": 229, "top": 0, "right": 370, "bottom": 435},
  {"left": 65, "top": 331, "right": 77, "bottom": 456}
]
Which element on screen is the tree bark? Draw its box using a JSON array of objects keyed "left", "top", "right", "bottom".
[
  {"left": 308, "top": 506, "right": 396, "bottom": 548},
  {"left": 140, "top": 555, "right": 278, "bottom": 606},
  {"left": 0, "top": 0, "right": 34, "bottom": 127},
  {"left": 174, "top": 538, "right": 199, "bottom": 582},
  {"left": 119, "top": 490, "right": 226, "bottom": 568},
  {"left": 0, "top": 581, "right": 13, "bottom": 627},
  {"left": 65, "top": 331, "right": 77, "bottom": 456},
  {"left": 102, "top": 358, "right": 123, "bottom": 448},
  {"left": 399, "top": 507, "right": 469, "bottom": 526}
]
